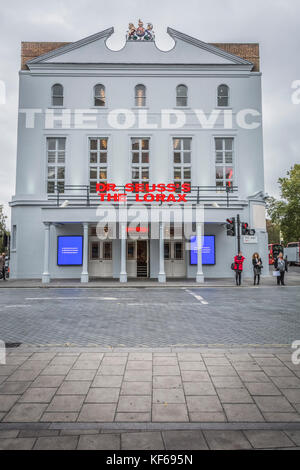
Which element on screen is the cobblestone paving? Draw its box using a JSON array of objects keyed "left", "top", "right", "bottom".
[{"left": 0, "top": 287, "right": 299, "bottom": 346}]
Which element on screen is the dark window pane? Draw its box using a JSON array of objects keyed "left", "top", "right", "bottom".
[
  {"left": 225, "top": 138, "right": 233, "bottom": 150},
  {"left": 132, "top": 152, "right": 139, "bottom": 163},
  {"left": 174, "top": 242, "right": 183, "bottom": 260},
  {"left": 47, "top": 181, "right": 55, "bottom": 193},
  {"left": 142, "top": 152, "right": 149, "bottom": 163},
  {"left": 48, "top": 167, "right": 55, "bottom": 179},
  {"left": 103, "top": 242, "right": 112, "bottom": 260},
  {"left": 174, "top": 152, "right": 181, "bottom": 164},
  {"left": 176, "top": 96, "right": 187, "bottom": 107},
  {"left": 90, "top": 139, "right": 98, "bottom": 150},
  {"left": 90, "top": 168, "right": 97, "bottom": 179},
  {"left": 215, "top": 138, "right": 223, "bottom": 151},
  {"left": 90, "top": 182, "right": 97, "bottom": 193},
  {"left": 52, "top": 97, "right": 63, "bottom": 106},
  {"left": 127, "top": 242, "right": 135, "bottom": 259},
  {"left": 57, "top": 167, "right": 65, "bottom": 179},
  {"left": 100, "top": 152, "right": 107, "bottom": 163},
  {"left": 177, "top": 85, "right": 187, "bottom": 97},
  {"left": 141, "top": 139, "right": 149, "bottom": 150},
  {"left": 216, "top": 167, "right": 223, "bottom": 179},
  {"left": 47, "top": 138, "right": 56, "bottom": 150},
  {"left": 58, "top": 138, "right": 65, "bottom": 150},
  {"left": 90, "top": 152, "right": 97, "bottom": 163},
  {"left": 164, "top": 243, "right": 170, "bottom": 259},
  {"left": 91, "top": 242, "right": 99, "bottom": 260},
  {"left": 100, "top": 139, "right": 107, "bottom": 150},
  {"left": 184, "top": 152, "right": 191, "bottom": 164},
  {"left": 132, "top": 139, "right": 139, "bottom": 150},
  {"left": 182, "top": 138, "right": 191, "bottom": 150}
]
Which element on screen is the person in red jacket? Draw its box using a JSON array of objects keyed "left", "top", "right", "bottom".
[{"left": 234, "top": 251, "right": 245, "bottom": 286}]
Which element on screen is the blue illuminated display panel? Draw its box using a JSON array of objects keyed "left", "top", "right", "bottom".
[
  {"left": 57, "top": 236, "right": 83, "bottom": 266},
  {"left": 190, "top": 235, "right": 215, "bottom": 265}
]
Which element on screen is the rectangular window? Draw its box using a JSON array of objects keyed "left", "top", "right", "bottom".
[
  {"left": 173, "top": 138, "right": 191, "bottom": 191},
  {"left": 90, "top": 241, "right": 99, "bottom": 260},
  {"left": 131, "top": 138, "right": 150, "bottom": 188},
  {"left": 89, "top": 138, "right": 108, "bottom": 193},
  {"left": 215, "top": 137, "right": 234, "bottom": 187},
  {"left": 12, "top": 225, "right": 17, "bottom": 250},
  {"left": 103, "top": 241, "right": 112, "bottom": 260},
  {"left": 174, "top": 242, "right": 183, "bottom": 260},
  {"left": 127, "top": 241, "right": 135, "bottom": 259},
  {"left": 47, "top": 137, "right": 66, "bottom": 193},
  {"left": 164, "top": 242, "right": 170, "bottom": 260}
]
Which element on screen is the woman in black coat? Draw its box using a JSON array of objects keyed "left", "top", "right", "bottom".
[{"left": 252, "top": 252, "right": 262, "bottom": 285}]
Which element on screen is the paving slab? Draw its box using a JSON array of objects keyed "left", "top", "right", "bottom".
[
  {"left": 34, "top": 435, "right": 78, "bottom": 450},
  {"left": 254, "top": 396, "right": 295, "bottom": 413},
  {"left": 19, "top": 387, "right": 57, "bottom": 403},
  {"left": 78, "top": 404, "right": 116, "bottom": 422},
  {"left": 203, "top": 430, "right": 252, "bottom": 450},
  {"left": 223, "top": 404, "right": 265, "bottom": 422},
  {"left": 153, "top": 389, "right": 185, "bottom": 404},
  {"left": 244, "top": 430, "right": 294, "bottom": 449},
  {"left": 0, "top": 437, "right": 36, "bottom": 450},
  {"left": 117, "top": 396, "right": 151, "bottom": 413},
  {"left": 163, "top": 430, "right": 208, "bottom": 450},
  {"left": 152, "top": 404, "right": 189, "bottom": 422},
  {"left": 3, "top": 403, "right": 47, "bottom": 422},
  {"left": 85, "top": 388, "right": 120, "bottom": 403},
  {"left": 78, "top": 433, "right": 120, "bottom": 450},
  {"left": 121, "top": 431, "right": 164, "bottom": 450}
]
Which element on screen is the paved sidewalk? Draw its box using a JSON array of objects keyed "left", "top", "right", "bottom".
[
  {"left": 1, "top": 272, "right": 300, "bottom": 288},
  {"left": 0, "top": 346, "right": 300, "bottom": 449}
]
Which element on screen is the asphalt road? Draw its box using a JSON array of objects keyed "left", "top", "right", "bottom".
[{"left": 0, "top": 286, "right": 299, "bottom": 347}]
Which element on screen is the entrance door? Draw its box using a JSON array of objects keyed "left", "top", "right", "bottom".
[
  {"left": 137, "top": 240, "right": 148, "bottom": 277},
  {"left": 164, "top": 240, "right": 186, "bottom": 277},
  {"left": 89, "top": 239, "right": 113, "bottom": 277}
]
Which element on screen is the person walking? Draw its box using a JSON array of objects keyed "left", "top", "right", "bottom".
[
  {"left": 233, "top": 251, "right": 245, "bottom": 286},
  {"left": 252, "top": 252, "right": 263, "bottom": 285},
  {"left": 274, "top": 252, "right": 287, "bottom": 286},
  {"left": 0, "top": 253, "right": 6, "bottom": 281}
]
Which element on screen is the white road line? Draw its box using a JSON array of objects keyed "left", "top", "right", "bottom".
[
  {"left": 185, "top": 289, "right": 209, "bottom": 305},
  {"left": 4, "top": 305, "right": 32, "bottom": 308},
  {"left": 25, "top": 297, "right": 130, "bottom": 301}
]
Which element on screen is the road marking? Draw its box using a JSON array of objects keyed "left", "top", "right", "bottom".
[
  {"left": 185, "top": 289, "right": 209, "bottom": 305},
  {"left": 4, "top": 305, "right": 32, "bottom": 308},
  {"left": 25, "top": 297, "right": 132, "bottom": 301}
]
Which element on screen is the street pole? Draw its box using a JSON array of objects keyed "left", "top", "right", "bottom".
[{"left": 237, "top": 213, "right": 241, "bottom": 253}]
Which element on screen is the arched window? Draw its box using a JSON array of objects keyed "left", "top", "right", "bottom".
[
  {"left": 94, "top": 84, "right": 106, "bottom": 107},
  {"left": 51, "top": 84, "right": 63, "bottom": 106},
  {"left": 217, "top": 84, "right": 229, "bottom": 107},
  {"left": 135, "top": 84, "right": 146, "bottom": 107},
  {"left": 176, "top": 84, "right": 188, "bottom": 107}
]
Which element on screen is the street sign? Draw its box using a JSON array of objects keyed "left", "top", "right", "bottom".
[{"left": 243, "top": 235, "right": 258, "bottom": 244}]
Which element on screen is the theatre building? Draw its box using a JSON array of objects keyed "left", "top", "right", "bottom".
[{"left": 10, "top": 22, "right": 268, "bottom": 282}]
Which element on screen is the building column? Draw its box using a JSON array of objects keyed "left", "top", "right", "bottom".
[
  {"left": 196, "top": 222, "right": 204, "bottom": 283},
  {"left": 81, "top": 222, "right": 89, "bottom": 283},
  {"left": 158, "top": 222, "right": 166, "bottom": 282},
  {"left": 120, "top": 222, "right": 127, "bottom": 282},
  {"left": 42, "top": 222, "right": 51, "bottom": 284}
]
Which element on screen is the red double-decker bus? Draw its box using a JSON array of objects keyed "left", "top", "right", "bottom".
[{"left": 268, "top": 243, "right": 283, "bottom": 265}]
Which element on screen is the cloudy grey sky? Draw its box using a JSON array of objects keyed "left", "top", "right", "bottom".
[{"left": 0, "top": 0, "right": 299, "bottom": 226}]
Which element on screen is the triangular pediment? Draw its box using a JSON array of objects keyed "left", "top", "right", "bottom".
[{"left": 26, "top": 27, "right": 254, "bottom": 69}]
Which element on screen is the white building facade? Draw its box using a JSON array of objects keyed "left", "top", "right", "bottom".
[{"left": 10, "top": 24, "right": 269, "bottom": 282}]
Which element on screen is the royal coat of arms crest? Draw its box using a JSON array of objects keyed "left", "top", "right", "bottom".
[{"left": 127, "top": 19, "right": 154, "bottom": 41}]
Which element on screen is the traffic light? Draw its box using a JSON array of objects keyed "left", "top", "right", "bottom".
[
  {"left": 241, "top": 223, "right": 256, "bottom": 236},
  {"left": 241, "top": 222, "right": 248, "bottom": 235},
  {"left": 226, "top": 217, "right": 236, "bottom": 236}
]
